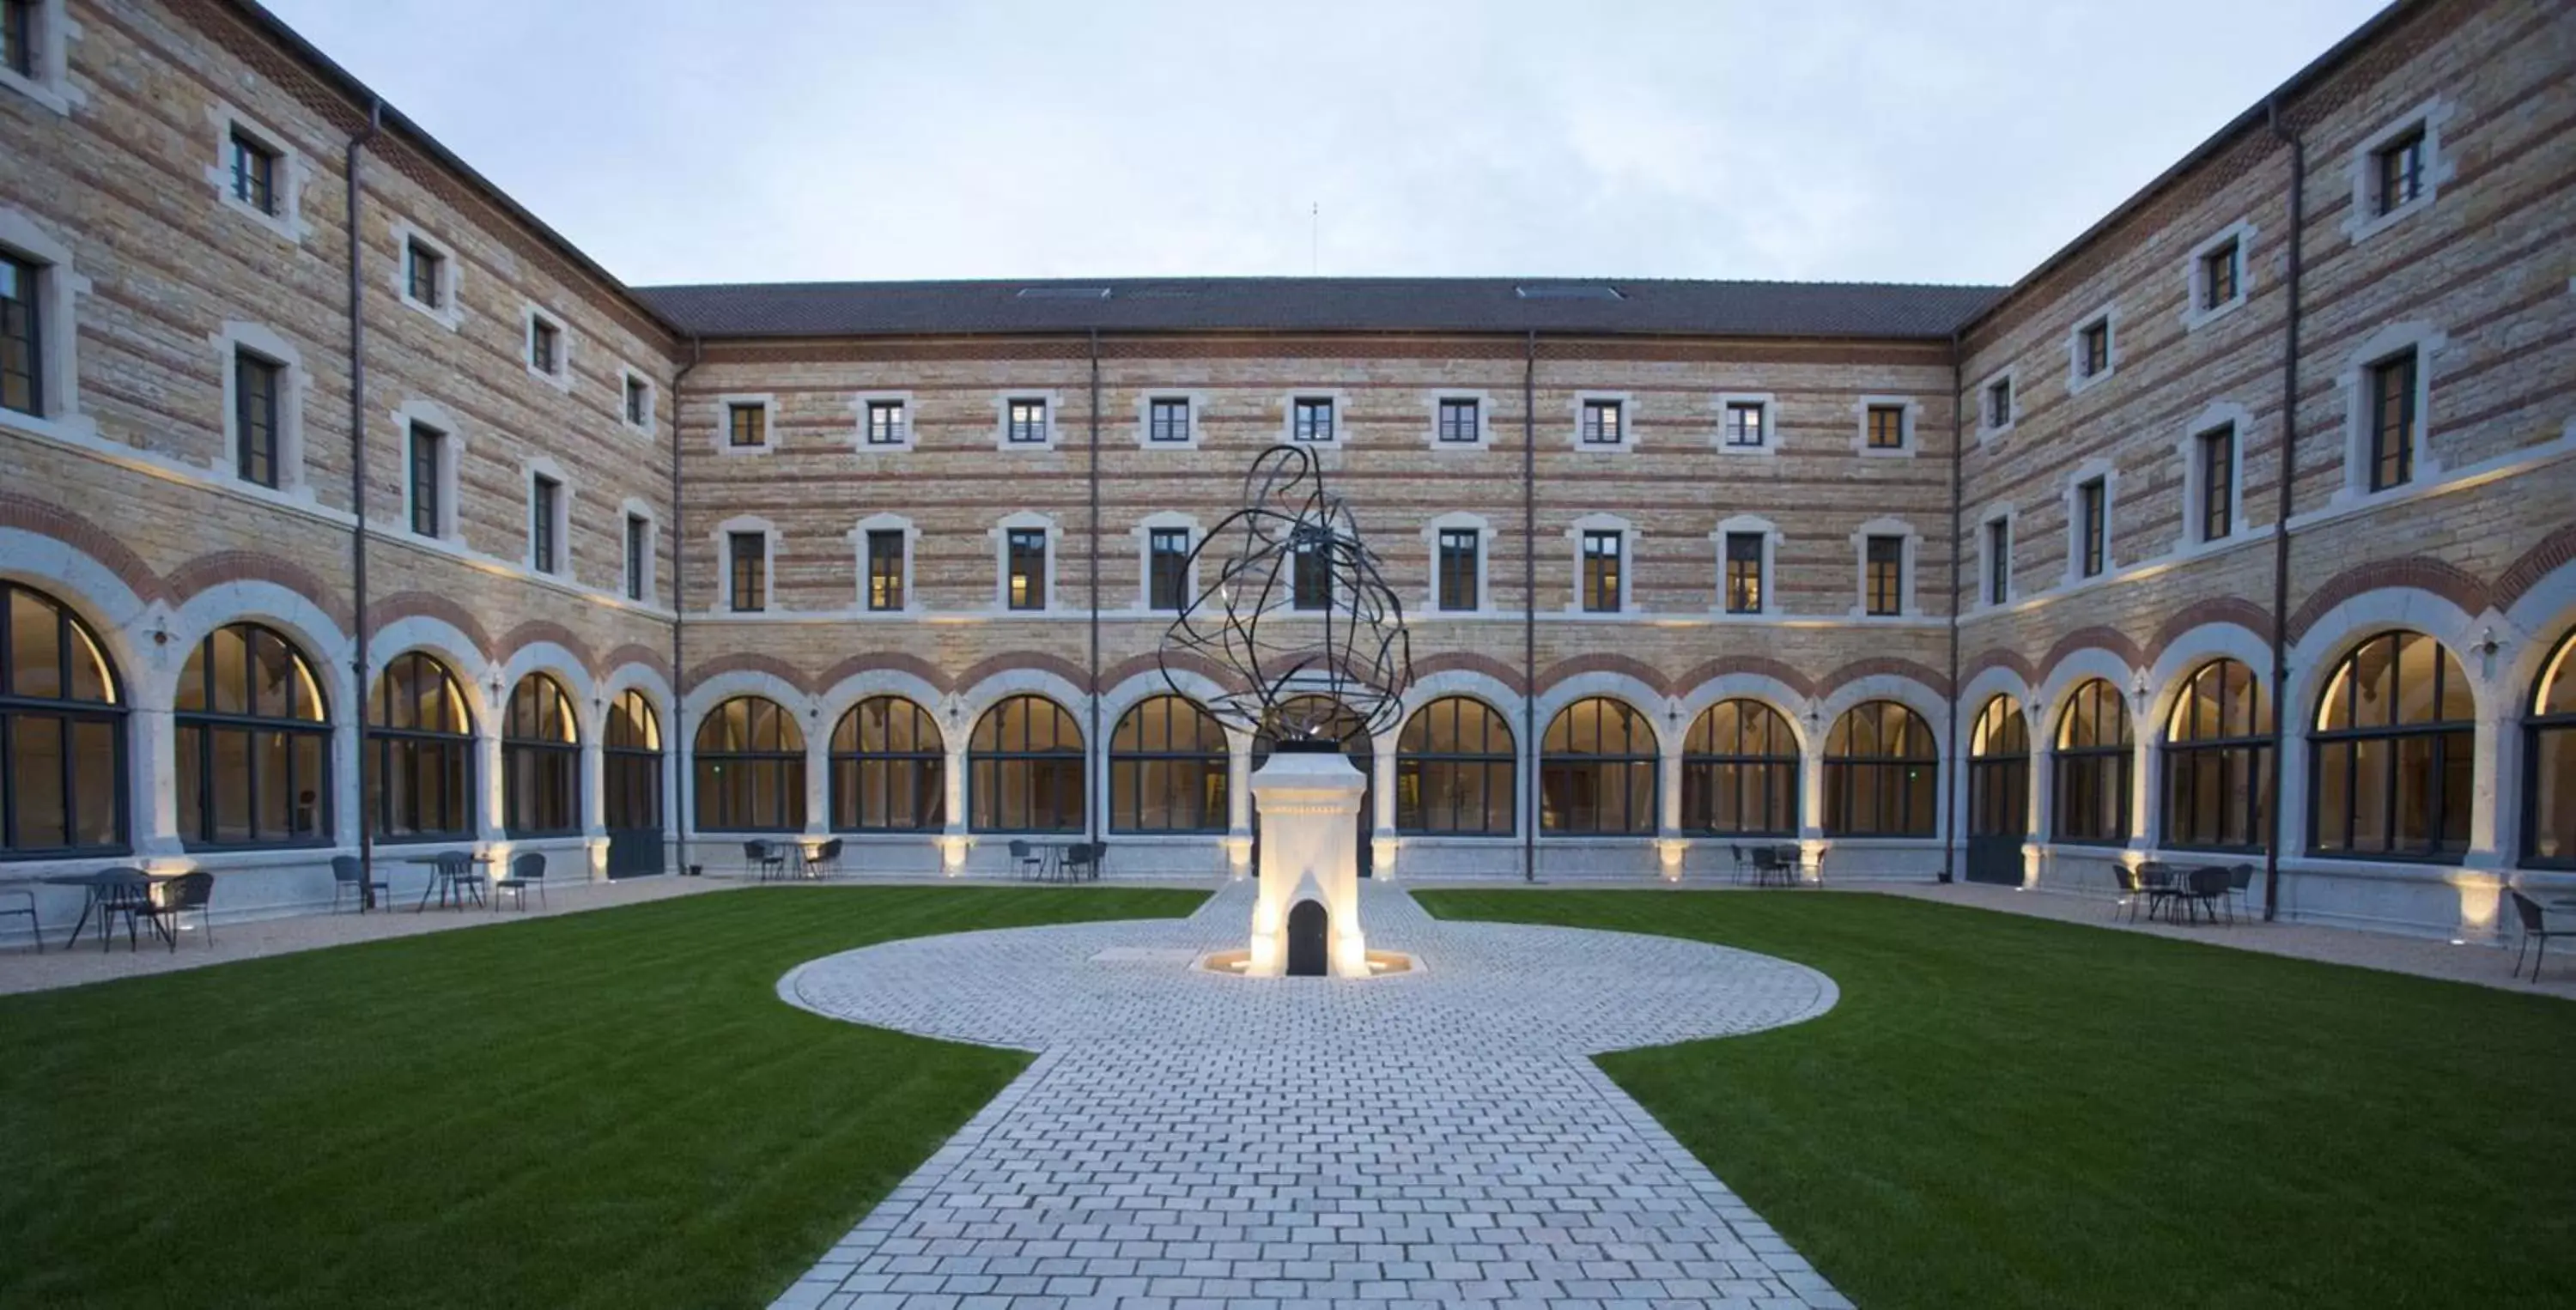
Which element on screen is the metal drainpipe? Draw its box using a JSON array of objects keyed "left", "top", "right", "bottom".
[
  {"left": 346, "top": 97, "right": 381, "bottom": 904},
  {"left": 1942, "top": 329, "right": 1966, "bottom": 882},
  {"left": 1522, "top": 330, "right": 1538, "bottom": 882},
  {"left": 1087, "top": 330, "right": 1103, "bottom": 847},
  {"left": 669, "top": 337, "right": 702, "bottom": 876},
  {"left": 2263, "top": 97, "right": 2305, "bottom": 921}
]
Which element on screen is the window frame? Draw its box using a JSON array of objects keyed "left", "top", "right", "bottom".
[
  {"left": 0, "top": 0, "right": 76, "bottom": 115},
  {"left": 1863, "top": 534, "right": 1905, "bottom": 616},
  {"left": 603, "top": 688, "right": 663, "bottom": 834},
  {"left": 1979, "top": 370, "right": 2017, "bottom": 440},
  {"left": 233, "top": 349, "right": 283, "bottom": 489},
  {"left": 725, "top": 528, "right": 770, "bottom": 613},
  {"left": 1968, "top": 694, "right": 2030, "bottom": 840},
  {"left": 829, "top": 695, "right": 946, "bottom": 834},
  {"left": 501, "top": 672, "right": 581, "bottom": 839},
  {"left": 1680, "top": 699, "right": 1799, "bottom": 837},
  {"left": 623, "top": 509, "right": 652, "bottom": 603},
  {"left": 522, "top": 306, "right": 569, "bottom": 387},
  {"left": 1146, "top": 396, "right": 1192, "bottom": 446},
  {"left": 852, "top": 391, "right": 914, "bottom": 452},
  {"left": 391, "top": 222, "right": 461, "bottom": 330},
  {"left": 0, "top": 248, "right": 40, "bottom": 421},
  {"left": 1539, "top": 696, "right": 1659, "bottom": 837},
  {"left": 619, "top": 367, "right": 655, "bottom": 436},
  {"left": 867, "top": 529, "right": 908, "bottom": 613},
  {"left": 968, "top": 694, "right": 1086, "bottom": 835},
  {"left": 2050, "top": 677, "right": 2135, "bottom": 846},
  {"left": 1145, "top": 524, "right": 1192, "bottom": 613},
  {"left": 1716, "top": 517, "right": 1777, "bottom": 617},
  {"left": 1857, "top": 398, "right": 1913, "bottom": 456},
  {"left": 1578, "top": 397, "right": 1626, "bottom": 448},
  {"left": 2075, "top": 476, "right": 2107, "bottom": 579},
  {"left": 2066, "top": 305, "right": 2119, "bottom": 394},
  {"left": 720, "top": 396, "right": 776, "bottom": 454},
  {"left": 1822, "top": 700, "right": 1939, "bottom": 838},
  {"left": 999, "top": 394, "right": 1056, "bottom": 450},
  {"left": 1106, "top": 694, "right": 1230, "bottom": 834},
  {"left": 2161, "top": 658, "right": 2272, "bottom": 853},
  {"left": 2368, "top": 349, "right": 2417, "bottom": 493},
  {"left": 2308, "top": 629, "right": 2475, "bottom": 862},
  {"left": 365, "top": 651, "right": 476, "bottom": 844},
  {"left": 1716, "top": 394, "right": 1775, "bottom": 453},
  {"left": 692, "top": 695, "right": 805, "bottom": 833},
  {"left": 1579, "top": 527, "right": 1625, "bottom": 615},
  {"left": 1004, "top": 525, "right": 1049, "bottom": 612},
  {"left": 2342, "top": 100, "right": 2453, "bottom": 244},
  {"left": 527, "top": 470, "right": 564, "bottom": 576},
  {"left": 1433, "top": 394, "right": 1486, "bottom": 448},
  {"left": 0, "top": 580, "right": 130, "bottom": 858},
  {"left": 1290, "top": 394, "right": 1340, "bottom": 446},
  {"left": 1395, "top": 695, "right": 1516, "bottom": 836},
  {"left": 2522, "top": 630, "right": 2576, "bottom": 870},
  {"left": 2198, "top": 423, "right": 2236, "bottom": 544}
]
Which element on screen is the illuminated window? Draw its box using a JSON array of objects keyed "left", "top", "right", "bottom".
[
  {"left": 831, "top": 696, "right": 944, "bottom": 833},
  {"left": 694, "top": 695, "right": 804, "bottom": 832}
]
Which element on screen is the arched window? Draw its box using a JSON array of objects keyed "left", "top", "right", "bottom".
[
  {"left": 176, "top": 622, "right": 328, "bottom": 847},
  {"left": 1824, "top": 700, "right": 1936, "bottom": 836},
  {"left": 1968, "top": 694, "right": 2029, "bottom": 838},
  {"left": 1540, "top": 696, "right": 1656, "bottom": 834},
  {"left": 2163, "top": 658, "right": 2271, "bottom": 851},
  {"left": 603, "top": 688, "right": 662, "bottom": 835},
  {"left": 1108, "top": 694, "right": 1227, "bottom": 833},
  {"left": 367, "top": 651, "right": 475, "bottom": 840},
  {"left": 830, "top": 695, "right": 945, "bottom": 832},
  {"left": 1395, "top": 696, "right": 1514, "bottom": 835},
  {"left": 2053, "top": 678, "right": 2133, "bottom": 844},
  {"left": 503, "top": 673, "right": 580, "bottom": 836},
  {"left": 1680, "top": 699, "right": 1795, "bottom": 836},
  {"left": 2312, "top": 630, "right": 2471, "bottom": 858},
  {"left": 969, "top": 694, "right": 1084, "bottom": 834},
  {"left": 2527, "top": 631, "right": 2576, "bottom": 868},
  {"left": 1, "top": 582, "right": 125, "bottom": 856},
  {"left": 694, "top": 695, "right": 804, "bottom": 832}
]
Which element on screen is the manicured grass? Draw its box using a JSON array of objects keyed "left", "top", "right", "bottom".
[
  {"left": 1419, "top": 888, "right": 2576, "bottom": 1309},
  {"left": 0, "top": 884, "right": 1204, "bottom": 1310}
]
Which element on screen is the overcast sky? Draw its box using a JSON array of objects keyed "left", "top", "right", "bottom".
[{"left": 263, "top": 0, "right": 2388, "bottom": 289}]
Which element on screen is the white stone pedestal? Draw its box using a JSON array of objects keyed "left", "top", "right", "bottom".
[{"left": 1245, "top": 748, "right": 1370, "bottom": 978}]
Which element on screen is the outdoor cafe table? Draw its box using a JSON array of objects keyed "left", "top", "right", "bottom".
[
  {"left": 1750, "top": 845, "right": 1803, "bottom": 888},
  {"left": 403, "top": 852, "right": 495, "bottom": 910},
  {"left": 41, "top": 867, "right": 170, "bottom": 950}
]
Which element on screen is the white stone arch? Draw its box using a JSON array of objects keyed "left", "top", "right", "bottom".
[
  {"left": 2500, "top": 565, "right": 2576, "bottom": 871},
  {"left": 1094, "top": 667, "right": 1235, "bottom": 841},
  {"left": 2287, "top": 586, "right": 2495, "bottom": 863},
  {"left": 954, "top": 666, "right": 1092, "bottom": 741},
  {"left": 814, "top": 666, "right": 950, "bottom": 745},
  {"left": 680, "top": 669, "right": 814, "bottom": 728},
  {"left": 497, "top": 642, "right": 597, "bottom": 739},
  {"left": 1815, "top": 674, "right": 1952, "bottom": 755},
  {"left": 678, "top": 670, "right": 819, "bottom": 840},
  {"left": 2143, "top": 622, "right": 2275, "bottom": 749},
  {"left": 1391, "top": 669, "right": 1528, "bottom": 842},
  {"left": 1953, "top": 664, "right": 2036, "bottom": 748},
  {"left": 366, "top": 616, "right": 492, "bottom": 724},
  {"left": 162, "top": 581, "right": 358, "bottom": 788},
  {"left": 1671, "top": 672, "right": 1814, "bottom": 756},
  {"left": 1532, "top": 670, "right": 1672, "bottom": 757},
  {"left": 1950, "top": 664, "right": 2039, "bottom": 850},
  {"left": 598, "top": 656, "right": 677, "bottom": 809},
  {"left": 2032, "top": 646, "right": 2147, "bottom": 851},
  {"left": 0, "top": 526, "right": 155, "bottom": 699}
]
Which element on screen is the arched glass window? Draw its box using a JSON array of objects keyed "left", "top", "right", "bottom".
[
  {"left": 1680, "top": 700, "right": 1795, "bottom": 836},
  {"left": 694, "top": 695, "right": 805, "bottom": 831},
  {"left": 1968, "top": 694, "right": 2029, "bottom": 839},
  {"left": 2162, "top": 659, "right": 2271, "bottom": 852},
  {"left": 2053, "top": 678, "right": 2133, "bottom": 844},
  {"left": 1540, "top": 696, "right": 1656, "bottom": 834},
  {"left": 176, "top": 622, "right": 328, "bottom": 847},
  {"left": 830, "top": 695, "right": 945, "bottom": 832},
  {"left": 503, "top": 673, "right": 580, "bottom": 836},
  {"left": 1395, "top": 696, "right": 1514, "bottom": 835},
  {"left": 367, "top": 651, "right": 475, "bottom": 840},
  {"left": 603, "top": 688, "right": 662, "bottom": 834},
  {"left": 969, "top": 694, "right": 1084, "bottom": 834},
  {"left": 1, "top": 582, "right": 125, "bottom": 857},
  {"left": 2527, "top": 631, "right": 2576, "bottom": 869},
  {"left": 1108, "top": 694, "right": 1228, "bottom": 833},
  {"left": 1824, "top": 700, "right": 1936, "bottom": 836},
  {"left": 2312, "top": 630, "right": 2471, "bottom": 858}
]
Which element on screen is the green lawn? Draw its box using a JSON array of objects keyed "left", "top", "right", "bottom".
[
  {"left": 0, "top": 884, "right": 1204, "bottom": 1310},
  {"left": 1417, "top": 888, "right": 2576, "bottom": 1309}
]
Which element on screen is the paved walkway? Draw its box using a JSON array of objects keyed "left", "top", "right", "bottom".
[{"left": 775, "top": 879, "right": 1846, "bottom": 1310}]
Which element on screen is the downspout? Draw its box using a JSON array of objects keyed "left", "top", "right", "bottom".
[
  {"left": 346, "top": 97, "right": 381, "bottom": 905},
  {"left": 1522, "top": 330, "right": 1539, "bottom": 882},
  {"left": 2263, "top": 97, "right": 2305, "bottom": 921},
  {"left": 670, "top": 337, "right": 702, "bottom": 876},
  {"left": 1942, "top": 328, "right": 1966, "bottom": 882},
  {"left": 1087, "top": 330, "right": 1103, "bottom": 848}
]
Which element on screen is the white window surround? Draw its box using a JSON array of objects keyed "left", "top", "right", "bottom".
[
  {"left": 1714, "top": 392, "right": 1777, "bottom": 455},
  {"left": 1420, "top": 511, "right": 1497, "bottom": 615},
  {"left": 713, "top": 515, "right": 779, "bottom": 614},
  {"left": 850, "top": 512, "right": 922, "bottom": 615},
  {"left": 392, "top": 397, "right": 465, "bottom": 543},
  {"left": 521, "top": 305, "right": 571, "bottom": 391},
  {"left": 1426, "top": 391, "right": 1494, "bottom": 450},
  {"left": 1977, "top": 503, "right": 2017, "bottom": 610},
  {"left": 995, "top": 391, "right": 1062, "bottom": 452},
  {"left": 2059, "top": 458, "right": 2119, "bottom": 587},
  {"left": 1853, "top": 397, "right": 1917, "bottom": 458},
  {"left": 2342, "top": 97, "right": 2457, "bottom": 246},
  {"left": 387, "top": 218, "right": 462, "bottom": 331},
  {"left": 1564, "top": 512, "right": 1634, "bottom": 615},
  {"left": 202, "top": 102, "right": 313, "bottom": 244},
  {"left": 617, "top": 366, "right": 656, "bottom": 438},
  {"left": 0, "top": 208, "right": 91, "bottom": 443},
  {"left": 1281, "top": 391, "right": 1352, "bottom": 449},
  {"left": 1135, "top": 391, "right": 1206, "bottom": 450},
  {"left": 2177, "top": 400, "right": 2255, "bottom": 549},
  {"left": 2335, "top": 319, "right": 2447, "bottom": 506},
  {"left": 620, "top": 497, "right": 659, "bottom": 604},
  {"left": 1570, "top": 391, "right": 1636, "bottom": 452},
  {"left": 2179, "top": 219, "right": 2257, "bottom": 331},
  {"left": 988, "top": 510, "right": 1062, "bottom": 613},
  {"left": 1978, "top": 367, "right": 2019, "bottom": 442},
  {"left": 1710, "top": 514, "right": 1782, "bottom": 618},
  {"left": 714, "top": 393, "right": 778, "bottom": 456},
  {"left": 0, "top": 0, "right": 81, "bottom": 116},
  {"left": 2065, "top": 302, "right": 2121, "bottom": 396},
  {"left": 1849, "top": 517, "right": 1919, "bottom": 619},
  {"left": 851, "top": 391, "right": 917, "bottom": 453},
  {"left": 210, "top": 321, "right": 312, "bottom": 500},
  {"left": 523, "top": 455, "right": 574, "bottom": 577},
  {"left": 1131, "top": 511, "right": 1201, "bottom": 611}
]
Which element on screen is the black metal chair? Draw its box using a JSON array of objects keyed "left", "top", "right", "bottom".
[
  {"left": 435, "top": 851, "right": 485, "bottom": 908},
  {"left": 1087, "top": 840, "right": 1109, "bottom": 880},
  {"left": 331, "top": 855, "right": 389, "bottom": 913},
  {"left": 1061, "top": 844, "right": 1096, "bottom": 882},
  {"left": 2225, "top": 864, "right": 2256, "bottom": 924},
  {"left": 495, "top": 852, "right": 548, "bottom": 912},
  {"left": 811, "top": 838, "right": 843, "bottom": 880},
  {"left": 2136, "top": 862, "right": 2180, "bottom": 922},
  {"left": 744, "top": 840, "right": 785, "bottom": 882},
  {"left": 2, "top": 884, "right": 39, "bottom": 953},
  {"left": 2510, "top": 890, "right": 2576, "bottom": 981},
  {"left": 137, "top": 871, "right": 215, "bottom": 950},
  {"left": 1007, "top": 839, "right": 1043, "bottom": 881},
  {"left": 2112, "top": 863, "right": 2148, "bottom": 922},
  {"left": 2182, "top": 865, "right": 2231, "bottom": 925},
  {"left": 1728, "top": 844, "right": 1748, "bottom": 885}
]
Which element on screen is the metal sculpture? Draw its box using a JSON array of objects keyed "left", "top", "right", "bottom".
[{"left": 1159, "top": 444, "right": 1413, "bottom": 743}]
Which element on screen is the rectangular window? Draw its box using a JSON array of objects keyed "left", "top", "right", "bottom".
[
  {"left": 1986, "top": 378, "right": 2012, "bottom": 429},
  {"left": 1986, "top": 519, "right": 2011, "bottom": 605},
  {"left": 1865, "top": 404, "right": 1905, "bottom": 450},
  {"left": 624, "top": 375, "right": 649, "bottom": 426},
  {"left": 234, "top": 352, "right": 281, "bottom": 488},
  {"left": 1437, "top": 528, "right": 1479, "bottom": 611},
  {"left": 1006, "top": 528, "right": 1047, "bottom": 610},
  {"left": 1291, "top": 529, "right": 1332, "bottom": 610},
  {"left": 1437, "top": 397, "right": 1479, "bottom": 444},
  {"left": 530, "top": 475, "right": 561, "bottom": 574},
  {"left": 624, "top": 513, "right": 648, "bottom": 602},
  {"left": 1724, "top": 532, "right": 1764, "bottom": 614},
  {"left": 1007, "top": 397, "right": 1048, "bottom": 444},
  {"left": 407, "top": 422, "right": 443, "bottom": 537},
  {"left": 867, "top": 529, "right": 906, "bottom": 611},
  {"left": 2199, "top": 425, "right": 2235, "bottom": 543},
  {"left": 1723, "top": 402, "right": 1765, "bottom": 448},
  {"left": 1865, "top": 535, "right": 1904, "bottom": 616},
  {"left": 404, "top": 240, "right": 442, "bottom": 308},
  {"left": 1292, "top": 397, "right": 1335, "bottom": 443},
  {"left": 728, "top": 403, "right": 766, "bottom": 448},
  {"left": 728, "top": 531, "right": 766, "bottom": 612},
  {"left": 228, "top": 130, "right": 278, "bottom": 215},
  {"left": 1147, "top": 397, "right": 1190, "bottom": 444},
  {"left": 866, "top": 399, "right": 906, "bottom": 446},
  {"left": 1581, "top": 398, "right": 1624, "bottom": 446},
  {"left": 1, "top": 0, "right": 28, "bottom": 78},
  {"left": 2202, "top": 240, "right": 2239, "bottom": 308},
  {"left": 2080, "top": 319, "right": 2111, "bottom": 377},
  {"left": 2375, "top": 128, "right": 2425, "bottom": 216},
  {"left": 1, "top": 253, "right": 40, "bottom": 417},
  {"left": 2369, "top": 350, "right": 2416, "bottom": 491},
  {"left": 2077, "top": 478, "right": 2106, "bottom": 578},
  {"left": 1147, "top": 527, "right": 1189, "bottom": 610},
  {"left": 528, "top": 318, "right": 559, "bottom": 374},
  {"left": 1581, "top": 530, "right": 1622, "bottom": 613}
]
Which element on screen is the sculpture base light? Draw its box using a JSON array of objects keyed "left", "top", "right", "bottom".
[{"left": 1244, "top": 744, "right": 1371, "bottom": 978}]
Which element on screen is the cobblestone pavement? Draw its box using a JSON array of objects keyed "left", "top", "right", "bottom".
[{"left": 774, "top": 879, "right": 1846, "bottom": 1310}]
